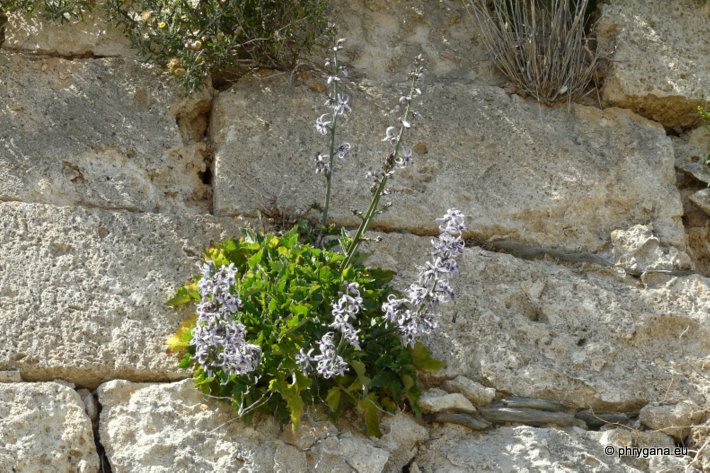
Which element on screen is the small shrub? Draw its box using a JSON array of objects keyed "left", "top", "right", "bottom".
[
  {"left": 167, "top": 43, "right": 467, "bottom": 435},
  {"left": 1, "top": 0, "right": 329, "bottom": 91},
  {"left": 104, "top": 0, "right": 329, "bottom": 90},
  {"left": 1, "top": 0, "right": 92, "bottom": 22},
  {"left": 469, "top": 0, "right": 598, "bottom": 104}
]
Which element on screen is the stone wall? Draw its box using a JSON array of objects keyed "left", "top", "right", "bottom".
[{"left": 0, "top": 1, "right": 708, "bottom": 471}]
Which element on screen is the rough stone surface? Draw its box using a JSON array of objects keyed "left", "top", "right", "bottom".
[
  {"left": 325, "top": 0, "right": 503, "bottom": 86},
  {"left": 414, "top": 425, "right": 637, "bottom": 472},
  {"left": 598, "top": 427, "right": 681, "bottom": 472},
  {"left": 443, "top": 376, "right": 496, "bottom": 407},
  {"left": 0, "top": 51, "right": 212, "bottom": 215},
  {"left": 673, "top": 126, "right": 710, "bottom": 275},
  {"left": 419, "top": 388, "right": 478, "bottom": 414},
  {"left": 0, "top": 370, "right": 22, "bottom": 382},
  {"left": 98, "top": 379, "right": 280, "bottom": 473},
  {"left": 597, "top": 0, "right": 710, "bottom": 129},
  {"left": 98, "top": 379, "right": 392, "bottom": 473},
  {"left": 212, "top": 74, "right": 685, "bottom": 253},
  {"left": 611, "top": 224, "right": 693, "bottom": 275},
  {"left": 0, "top": 382, "right": 99, "bottom": 472},
  {"left": 368, "top": 233, "right": 710, "bottom": 410},
  {"left": 639, "top": 401, "right": 704, "bottom": 441},
  {"left": 0, "top": 201, "right": 244, "bottom": 387},
  {"left": 2, "top": 2, "right": 133, "bottom": 57},
  {"left": 674, "top": 126, "right": 710, "bottom": 184},
  {"left": 379, "top": 412, "right": 429, "bottom": 473},
  {"left": 690, "top": 188, "right": 710, "bottom": 215}
]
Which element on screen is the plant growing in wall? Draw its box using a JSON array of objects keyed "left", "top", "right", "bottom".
[
  {"left": 166, "top": 42, "right": 467, "bottom": 436},
  {"left": 1, "top": 0, "right": 329, "bottom": 91},
  {"left": 468, "top": 0, "right": 599, "bottom": 104}
]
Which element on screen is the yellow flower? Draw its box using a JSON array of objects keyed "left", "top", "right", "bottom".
[{"left": 158, "top": 21, "right": 167, "bottom": 29}]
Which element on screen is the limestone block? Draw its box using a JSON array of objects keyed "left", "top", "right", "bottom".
[
  {"left": 98, "top": 379, "right": 390, "bottom": 473},
  {"left": 367, "top": 233, "right": 710, "bottom": 410},
  {"left": 326, "top": 0, "right": 502, "bottom": 86},
  {"left": 0, "top": 52, "right": 211, "bottom": 215},
  {"left": 0, "top": 370, "right": 22, "bottom": 382},
  {"left": 313, "top": 433, "right": 390, "bottom": 473},
  {"left": 443, "top": 375, "right": 496, "bottom": 406},
  {"left": 415, "top": 425, "right": 636, "bottom": 472},
  {"left": 98, "top": 379, "right": 280, "bottom": 473},
  {"left": 611, "top": 224, "right": 693, "bottom": 274},
  {"left": 2, "top": 1, "right": 133, "bottom": 57},
  {"left": 690, "top": 188, "right": 710, "bottom": 215},
  {"left": 598, "top": 427, "right": 678, "bottom": 471},
  {"left": 639, "top": 401, "right": 704, "bottom": 441},
  {"left": 0, "top": 382, "right": 99, "bottom": 472},
  {"left": 212, "top": 74, "right": 685, "bottom": 253},
  {"left": 419, "top": 388, "right": 477, "bottom": 414},
  {"left": 673, "top": 126, "right": 710, "bottom": 185},
  {"left": 673, "top": 126, "right": 710, "bottom": 274},
  {"left": 379, "top": 412, "right": 429, "bottom": 473},
  {"left": 0, "top": 201, "right": 244, "bottom": 387},
  {"left": 597, "top": 0, "right": 710, "bottom": 129}
]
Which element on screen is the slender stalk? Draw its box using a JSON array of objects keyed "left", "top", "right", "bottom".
[
  {"left": 317, "top": 46, "right": 343, "bottom": 246},
  {"left": 340, "top": 71, "right": 421, "bottom": 270},
  {"left": 320, "top": 55, "right": 340, "bottom": 234}
]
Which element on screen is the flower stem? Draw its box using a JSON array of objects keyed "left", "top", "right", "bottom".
[
  {"left": 318, "top": 53, "right": 341, "bottom": 245},
  {"left": 340, "top": 72, "right": 420, "bottom": 269}
]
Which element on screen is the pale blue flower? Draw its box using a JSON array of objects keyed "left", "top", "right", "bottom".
[{"left": 316, "top": 114, "right": 331, "bottom": 135}]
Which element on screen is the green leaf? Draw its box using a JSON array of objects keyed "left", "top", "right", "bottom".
[
  {"left": 406, "top": 386, "right": 422, "bottom": 418},
  {"left": 177, "top": 352, "right": 192, "bottom": 368},
  {"left": 371, "top": 370, "right": 401, "bottom": 399},
  {"left": 289, "top": 304, "right": 309, "bottom": 317},
  {"left": 281, "top": 228, "right": 299, "bottom": 248},
  {"left": 248, "top": 248, "right": 264, "bottom": 268},
  {"left": 367, "top": 268, "right": 396, "bottom": 285},
  {"left": 270, "top": 379, "right": 304, "bottom": 430},
  {"left": 401, "top": 374, "right": 415, "bottom": 392},
  {"left": 410, "top": 342, "right": 445, "bottom": 372},
  {"left": 326, "top": 387, "right": 341, "bottom": 413},
  {"left": 350, "top": 360, "right": 371, "bottom": 391},
  {"left": 165, "top": 287, "right": 194, "bottom": 307},
  {"left": 166, "top": 315, "right": 197, "bottom": 353},
  {"left": 356, "top": 395, "right": 382, "bottom": 437}
]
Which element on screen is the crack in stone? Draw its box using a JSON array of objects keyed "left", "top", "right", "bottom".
[
  {"left": 1, "top": 47, "right": 121, "bottom": 60},
  {"left": 88, "top": 390, "right": 113, "bottom": 473}
]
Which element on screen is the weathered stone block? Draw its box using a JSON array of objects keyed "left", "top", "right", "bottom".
[
  {"left": 639, "top": 401, "right": 704, "bottom": 441},
  {"left": 0, "top": 202, "right": 243, "bottom": 387},
  {"left": 0, "top": 382, "right": 99, "bottom": 472},
  {"left": 98, "top": 379, "right": 391, "bottom": 473},
  {"left": 2, "top": 1, "right": 133, "bottom": 57},
  {"left": 367, "top": 233, "right": 710, "bottom": 410},
  {"left": 327, "top": 0, "right": 502, "bottom": 86},
  {"left": 0, "top": 52, "right": 211, "bottom": 215},
  {"left": 212, "top": 74, "right": 685, "bottom": 253},
  {"left": 597, "top": 0, "right": 710, "bottom": 129},
  {"left": 415, "top": 425, "right": 637, "bottom": 472}
]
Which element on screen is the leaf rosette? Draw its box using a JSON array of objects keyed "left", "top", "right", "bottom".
[{"left": 167, "top": 227, "right": 440, "bottom": 436}]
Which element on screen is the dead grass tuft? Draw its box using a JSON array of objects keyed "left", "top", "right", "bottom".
[{"left": 469, "top": 0, "right": 599, "bottom": 105}]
